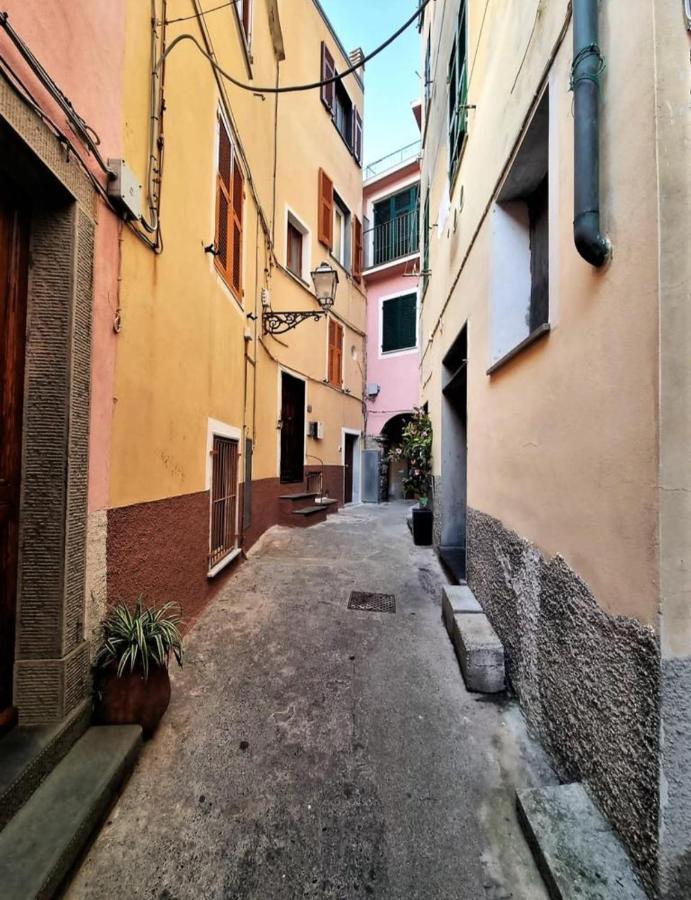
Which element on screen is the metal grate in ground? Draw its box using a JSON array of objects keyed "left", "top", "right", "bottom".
[{"left": 347, "top": 591, "right": 396, "bottom": 614}]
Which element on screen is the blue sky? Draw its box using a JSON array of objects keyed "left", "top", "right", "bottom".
[{"left": 319, "top": 0, "right": 421, "bottom": 168}]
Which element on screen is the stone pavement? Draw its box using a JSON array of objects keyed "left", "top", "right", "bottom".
[{"left": 67, "top": 503, "right": 556, "bottom": 900}]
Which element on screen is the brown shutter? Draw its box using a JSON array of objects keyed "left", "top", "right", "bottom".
[
  {"left": 353, "top": 110, "right": 363, "bottom": 165},
  {"left": 215, "top": 118, "right": 232, "bottom": 278},
  {"left": 230, "top": 149, "right": 244, "bottom": 296},
  {"left": 352, "top": 216, "right": 363, "bottom": 283},
  {"left": 318, "top": 168, "right": 334, "bottom": 249},
  {"left": 320, "top": 42, "right": 335, "bottom": 111},
  {"left": 328, "top": 319, "right": 343, "bottom": 386},
  {"left": 241, "top": 0, "right": 251, "bottom": 39}
]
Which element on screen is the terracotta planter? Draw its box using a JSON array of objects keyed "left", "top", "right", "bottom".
[{"left": 94, "top": 663, "right": 171, "bottom": 737}]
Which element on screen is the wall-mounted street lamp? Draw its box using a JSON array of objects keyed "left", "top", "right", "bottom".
[{"left": 263, "top": 262, "right": 339, "bottom": 335}]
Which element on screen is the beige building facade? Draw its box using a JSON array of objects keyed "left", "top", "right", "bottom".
[{"left": 418, "top": 1, "right": 690, "bottom": 896}]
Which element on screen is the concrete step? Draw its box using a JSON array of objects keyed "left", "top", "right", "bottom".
[
  {"left": 0, "top": 724, "right": 142, "bottom": 899},
  {"left": 0, "top": 700, "right": 90, "bottom": 831},
  {"left": 450, "top": 612, "right": 505, "bottom": 693},
  {"left": 314, "top": 497, "right": 339, "bottom": 514},
  {"left": 441, "top": 584, "right": 482, "bottom": 633},
  {"left": 517, "top": 783, "right": 648, "bottom": 900}
]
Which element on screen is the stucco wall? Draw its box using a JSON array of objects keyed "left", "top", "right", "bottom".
[{"left": 365, "top": 271, "right": 420, "bottom": 437}]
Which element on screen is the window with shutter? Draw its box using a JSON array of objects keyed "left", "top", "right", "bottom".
[
  {"left": 328, "top": 319, "right": 343, "bottom": 387},
  {"left": 448, "top": 0, "right": 469, "bottom": 179},
  {"left": 237, "top": 0, "right": 252, "bottom": 45},
  {"left": 352, "top": 216, "right": 363, "bottom": 283},
  {"left": 381, "top": 293, "right": 417, "bottom": 354},
  {"left": 318, "top": 169, "right": 334, "bottom": 248},
  {"left": 215, "top": 115, "right": 243, "bottom": 300},
  {"left": 353, "top": 110, "right": 363, "bottom": 165},
  {"left": 321, "top": 42, "right": 335, "bottom": 112}
]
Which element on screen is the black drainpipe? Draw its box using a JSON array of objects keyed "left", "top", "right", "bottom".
[{"left": 572, "top": 0, "right": 611, "bottom": 267}]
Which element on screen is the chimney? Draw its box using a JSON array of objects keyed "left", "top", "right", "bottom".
[{"left": 349, "top": 48, "right": 365, "bottom": 72}]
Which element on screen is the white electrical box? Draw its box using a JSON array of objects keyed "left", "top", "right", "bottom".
[
  {"left": 107, "top": 159, "right": 142, "bottom": 221},
  {"left": 308, "top": 421, "right": 324, "bottom": 439}
]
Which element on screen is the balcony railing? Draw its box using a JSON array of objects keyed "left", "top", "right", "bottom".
[
  {"left": 364, "top": 209, "right": 419, "bottom": 270},
  {"left": 364, "top": 140, "right": 422, "bottom": 181}
]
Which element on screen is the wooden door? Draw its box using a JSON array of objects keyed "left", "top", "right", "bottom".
[
  {"left": 280, "top": 373, "right": 305, "bottom": 484},
  {"left": 0, "top": 184, "right": 30, "bottom": 728},
  {"left": 344, "top": 434, "right": 355, "bottom": 504}
]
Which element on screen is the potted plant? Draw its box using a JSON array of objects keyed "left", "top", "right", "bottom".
[
  {"left": 400, "top": 408, "right": 434, "bottom": 546},
  {"left": 93, "top": 599, "right": 183, "bottom": 737}
]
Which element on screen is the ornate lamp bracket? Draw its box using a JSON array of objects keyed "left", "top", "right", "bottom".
[{"left": 262, "top": 309, "right": 325, "bottom": 335}]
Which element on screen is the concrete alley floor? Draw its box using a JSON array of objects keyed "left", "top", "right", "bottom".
[{"left": 67, "top": 503, "right": 556, "bottom": 900}]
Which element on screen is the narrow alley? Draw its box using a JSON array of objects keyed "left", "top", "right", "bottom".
[{"left": 67, "top": 504, "right": 554, "bottom": 900}]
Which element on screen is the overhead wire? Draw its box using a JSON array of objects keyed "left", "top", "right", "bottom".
[
  {"left": 157, "top": 0, "right": 433, "bottom": 94},
  {"left": 165, "top": 0, "right": 241, "bottom": 24}
]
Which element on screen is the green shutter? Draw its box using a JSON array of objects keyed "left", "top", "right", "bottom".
[{"left": 382, "top": 294, "right": 417, "bottom": 353}]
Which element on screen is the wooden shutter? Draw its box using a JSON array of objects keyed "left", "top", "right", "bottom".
[
  {"left": 215, "top": 118, "right": 232, "bottom": 278},
  {"left": 241, "top": 0, "right": 251, "bottom": 40},
  {"left": 320, "top": 42, "right": 335, "bottom": 111},
  {"left": 231, "top": 155, "right": 244, "bottom": 296},
  {"left": 382, "top": 294, "right": 417, "bottom": 353},
  {"left": 318, "top": 168, "right": 333, "bottom": 249},
  {"left": 328, "top": 319, "right": 343, "bottom": 386},
  {"left": 353, "top": 109, "right": 363, "bottom": 165},
  {"left": 352, "top": 215, "right": 363, "bottom": 283}
]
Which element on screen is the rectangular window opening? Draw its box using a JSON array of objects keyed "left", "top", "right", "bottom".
[
  {"left": 489, "top": 91, "right": 550, "bottom": 371},
  {"left": 209, "top": 436, "right": 239, "bottom": 568},
  {"left": 286, "top": 213, "right": 307, "bottom": 280},
  {"left": 448, "top": 1, "right": 468, "bottom": 180},
  {"left": 333, "top": 194, "right": 351, "bottom": 270},
  {"left": 382, "top": 293, "right": 417, "bottom": 354}
]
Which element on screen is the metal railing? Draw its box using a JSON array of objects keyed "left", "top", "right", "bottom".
[
  {"left": 364, "top": 140, "right": 421, "bottom": 180},
  {"left": 364, "top": 209, "right": 419, "bottom": 270}
]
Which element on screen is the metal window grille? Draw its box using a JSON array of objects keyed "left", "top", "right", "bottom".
[{"left": 209, "top": 436, "right": 239, "bottom": 568}]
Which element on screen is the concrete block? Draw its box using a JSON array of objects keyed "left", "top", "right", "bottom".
[
  {"left": 517, "top": 783, "right": 648, "bottom": 900},
  {"left": 451, "top": 613, "right": 505, "bottom": 693},
  {"left": 441, "top": 584, "right": 482, "bottom": 634},
  {"left": 0, "top": 725, "right": 142, "bottom": 899}
]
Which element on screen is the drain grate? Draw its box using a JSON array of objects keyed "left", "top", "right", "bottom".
[{"left": 348, "top": 591, "right": 396, "bottom": 614}]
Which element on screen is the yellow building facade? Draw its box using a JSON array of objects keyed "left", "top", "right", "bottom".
[{"left": 104, "top": 0, "right": 366, "bottom": 622}]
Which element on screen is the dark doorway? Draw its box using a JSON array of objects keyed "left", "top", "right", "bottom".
[
  {"left": 440, "top": 325, "right": 468, "bottom": 583},
  {"left": 280, "top": 373, "right": 305, "bottom": 483},
  {"left": 0, "top": 183, "right": 30, "bottom": 729},
  {"left": 344, "top": 433, "right": 357, "bottom": 504}
]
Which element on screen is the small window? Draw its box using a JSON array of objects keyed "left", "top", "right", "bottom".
[
  {"left": 333, "top": 195, "right": 351, "bottom": 270},
  {"left": 489, "top": 92, "right": 550, "bottom": 369},
  {"left": 328, "top": 319, "right": 344, "bottom": 387},
  {"left": 209, "top": 435, "right": 239, "bottom": 568},
  {"left": 286, "top": 212, "right": 308, "bottom": 280},
  {"left": 421, "top": 188, "right": 430, "bottom": 296},
  {"left": 382, "top": 294, "right": 417, "bottom": 354}
]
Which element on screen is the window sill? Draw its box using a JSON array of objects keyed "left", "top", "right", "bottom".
[
  {"left": 286, "top": 266, "right": 311, "bottom": 289},
  {"left": 486, "top": 323, "right": 550, "bottom": 375},
  {"left": 207, "top": 546, "right": 241, "bottom": 579}
]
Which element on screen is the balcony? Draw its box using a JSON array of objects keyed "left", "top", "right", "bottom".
[
  {"left": 364, "top": 209, "right": 419, "bottom": 271},
  {"left": 364, "top": 140, "right": 421, "bottom": 181}
]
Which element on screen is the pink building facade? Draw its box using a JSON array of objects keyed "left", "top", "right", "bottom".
[{"left": 363, "top": 140, "right": 421, "bottom": 499}]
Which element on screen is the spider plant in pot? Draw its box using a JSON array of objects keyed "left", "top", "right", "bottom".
[
  {"left": 400, "top": 408, "right": 434, "bottom": 546},
  {"left": 93, "top": 599, "right": 183, "bottom": 737}
]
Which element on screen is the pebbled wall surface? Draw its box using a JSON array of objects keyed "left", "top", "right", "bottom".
[
  {"left": 467, "top": 508, "right": 660, "bottom": 894},
  {"left": 659, "top": 658, "right": 691, "bottom": 900}
]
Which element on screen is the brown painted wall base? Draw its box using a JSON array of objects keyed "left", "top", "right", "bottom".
[{"left": 106, "top": 466, "right": 345, "bottom": 629}]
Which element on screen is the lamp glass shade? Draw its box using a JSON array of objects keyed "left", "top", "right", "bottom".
[{"left": 311, "top": 262, "right": 339, "bottom": 310}]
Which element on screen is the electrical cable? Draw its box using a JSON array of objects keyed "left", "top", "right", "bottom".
[
  {"left": 157, "top": 0, "right": 433, "bottom": 94},
  {"left": 165, "top": 0, "right": 241, "bottom": 24}
]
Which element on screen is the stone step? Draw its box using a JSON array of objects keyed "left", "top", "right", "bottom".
[
  {"left": 441, "top": 584, "right": 482, "bottom": 633},
  {"left": 0, "top": 700, "right": 90, "bottom": 832},
  {"left": 279, "top": 492, "right": 320, "bottom": 502},
  {"left": 450, "top": 612, "right": 505, "bottom": 693},
  {"left": 517, "top": 784, "right": 648, "bottom": 900},
  {"left": 0, "top": 725, "right": 142, "bottom": 899}
]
